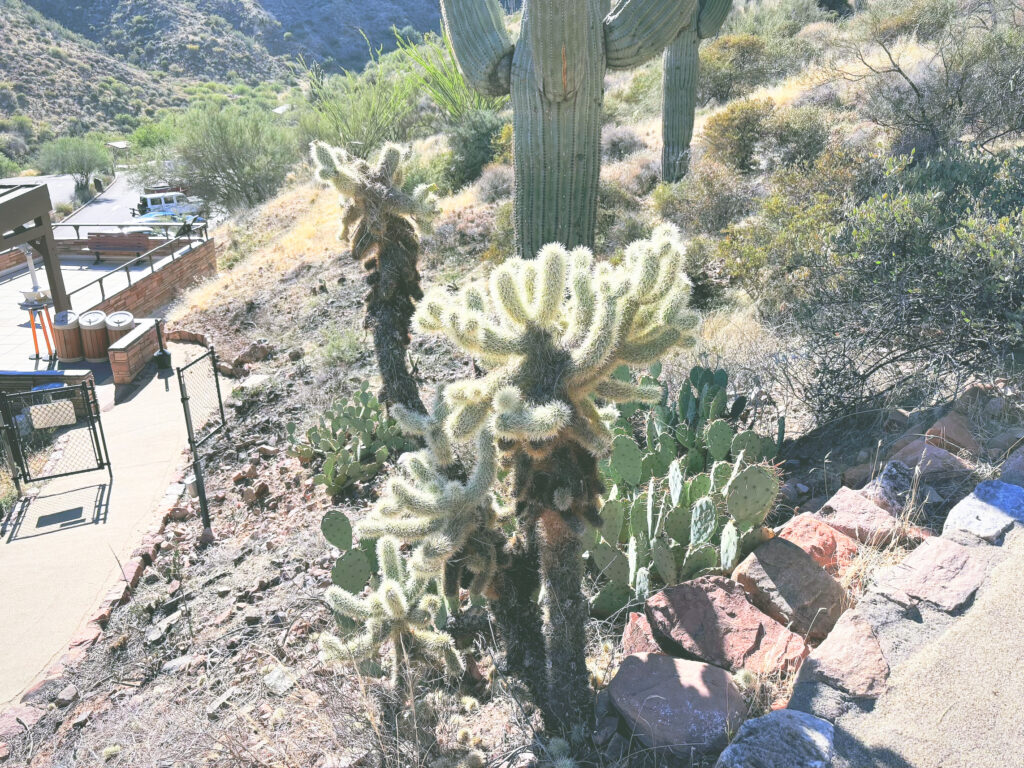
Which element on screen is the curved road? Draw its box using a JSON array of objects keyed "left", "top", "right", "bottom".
[{"left": 54, "top": 175, "right": 143, "bottom": 239}]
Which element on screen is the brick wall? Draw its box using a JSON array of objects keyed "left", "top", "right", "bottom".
[
  {"left": 108, "top": 319, "right": 160, "bottom": 386},
  {"left": 0, "top": 248, "right": 39, "bottom": 275},
  {"left": 85, "top": 238, "right": 217, "bottom": 318}
]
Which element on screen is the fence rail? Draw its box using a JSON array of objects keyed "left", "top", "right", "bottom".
[{"left": 64, "top": 232, "right": 207, "bottom": 306}]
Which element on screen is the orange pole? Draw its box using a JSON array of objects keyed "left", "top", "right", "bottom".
[
  {"left": 43, "top": 308, "right": 55, "bottom": 341},
  {"left": 39, "top": 310, "right": 53, "bottom": 356},
  {"left": 28, "top": 310, "right": 40, "bottom": 359}
]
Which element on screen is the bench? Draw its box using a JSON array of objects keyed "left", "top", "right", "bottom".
[{"left": 85, "top": 233, "right": 156, "bottom": 262}]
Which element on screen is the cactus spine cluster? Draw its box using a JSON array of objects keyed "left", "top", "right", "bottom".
[
  {"left": 442, "top": 0, "right": 699, "bottom": 259},
  {"left": 413, "top": 224, "right": 699, "bottom": 731},
  {"left": 320, "top": 536, "right": 463, "bottom": 684},
  {"left": 662, "top": 0, "right": 733, "bottom": 182},
  {"left": 311, "top": 141, "right": 438, "bottom": 412}
]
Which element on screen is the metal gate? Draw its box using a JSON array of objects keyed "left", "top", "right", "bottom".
[
  {"left": 176, "top": 348, "right": 228, "bottom": 537},
  {"left": 0, "top": 381, "right": 111, "bottom": 496}
]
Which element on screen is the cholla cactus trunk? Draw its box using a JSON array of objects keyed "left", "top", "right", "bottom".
[
  {"left": 444, "top": 0, "right": 699, "bottom": 259},
  {"left": 510, "top": 0, "right": 606, "bottom": 258},
  {"left": 368, "top": 217, "right": 426, "bottom": 413},
  {"left": 661, "top": 0, "right": 733, "bottom": 182}
]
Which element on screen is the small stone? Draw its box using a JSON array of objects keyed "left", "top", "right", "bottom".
[
  {"left": 816, "top": 486, "right": 902, "bottom": 547},
  {"left": 167, "top": 580, "right": 181, "bottom": 596},
  {"left": 244, "top": 609, "right": 262, "bottom": 626},
  {"left": 232, "top": 470, "right": 248, "bottom": 484},
  {"left": 714, "top": 710, "right": 834, "bottom": 768},
  {"left": 161, "top": 655, "right": 195, "bottom": 674},
  {"left": 1001, "top": 447, "right": 1024, "bottom": 488},
  {"left": 257, "top": 445, "right": 279, "bottom": 457},
  {"left": 288, "top": 348, "right": 303, "bottom": 361},
  {"left": 263, "top": 665, "right": 298, "bottom": 696},
  {"left": 217, "top": 362, "right": 236, "bottom": 377},
  {"left": 942, "top": 480, "right": 1024, "bottom": 543},
  {"left": 608, "top": 653, "right": 746, "bottom": 757},
  {"left": 892, "top": 439, "right": 974, "bottom": 479},
  {"left": 120, "top": 558, "right": 146, "bottom": 589},
  {"left": 645, "top": 576, "right": 809, "bottom": 674},
  {"left": 860, "top": 460, "right": 914, "bottom": 514},
  {"left": 0, "top": 705, "right": 43, "bottom": 739},
  {"left": 872, "top": 537, "right": 990, "bottom": 612},
  {"left": 234, "top": 341, "right": 272, "bottom": 366},
  {"left": 778, "top": 513, "right": 860, "bottom": 578},
  {"left": 621, "top": 611, "right": 662, "bottom": 655},
  {"left": 254, "top": 481, "right": 270, "bottom": 498},
  {"left": 883, "top": 408, "right": 911, "bottom": 433},
  {"left": 793, "top": 611, "right": 889, "bottom": 698},
  {"left": 206, "top": 687, "right": 237, "bottom": 719},
  {"left": 0, "top": 743, "right": 8, "bottom": 761},
  {"left": 841, "top": 462, "right": 874, "bottom": 489},
  {"left": 732, "top": 538, "right": 844, "bottom": 640},
  {"left": 925, "top": 411, "right": 980, "bottom": 456},
  {"left": 54, "top": 684, "right": 79, "bottom": 707},
  {"left": 987, "top": 428, "right": 1024, "bottom": 460}
]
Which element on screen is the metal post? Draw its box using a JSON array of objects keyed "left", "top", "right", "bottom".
[
  {"left": 85, "top": 381, "right": 113, "bottom": 480},
  {"left": 177, "top": 367, "right": 213, "bottom": 539},
  {"left": 0, "top": 393, "right": 23, "bottom": 498}
]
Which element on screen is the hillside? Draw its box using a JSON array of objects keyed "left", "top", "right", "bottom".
[{"left": 0, "top": 0, "right": 186, "bottom": 137}]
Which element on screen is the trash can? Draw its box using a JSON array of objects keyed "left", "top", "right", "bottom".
[
  {"left": 79, "top": 310, "right": 109, "bottom": 362},
  {"left": 105, "top": 310, "right": 135, "bottom": 345},
  {"left": 52, "top": 310, "right": 83, "bottom": 363}
]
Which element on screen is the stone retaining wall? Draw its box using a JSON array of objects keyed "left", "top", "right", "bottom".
[{"left": 107, "top": 319, "right": 160, "bottom": 386}]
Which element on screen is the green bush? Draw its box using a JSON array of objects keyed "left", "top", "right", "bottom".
[
  {"left": 762, "top": 106, "right": 830, "bottom": 168},
  {"left": 400, "top": 149, "right": 455, "bottom": 198},
  {"left": 483, "top": 200, "right": 515, "bottom": 262},
  {"left": 702, "top": 98, "right": 775, "bottom": 173},
  {"left": 446, "top": 109, "right": 507, "bottom": 190},
  {"left": 37, "top": 137, "right": 111, "bottom": 189},
  {"left": 652, "top": 157, "right": 753, "bottom": 235},
  {"left": 0, "top": 154, "right": 19, "bottom": 178},
  {"left": 698, "top": 35, "right": 773, "bottom": 105},
  {"left": 724, "top": 0, "right": 833, "bottom": 38}
]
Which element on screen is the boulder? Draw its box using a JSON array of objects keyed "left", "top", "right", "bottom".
[
  {"left": 942, "top": 480, "right": 1024, "bottom": 544},
  {"left": 645, "top": 577, "right": 808, "bottom": 674},
  {"left": 621, "top": 612, "right": 662, "bottom": 655},
  {"left": 840, "top": 462, "right": 874, "bottom": 489},
  {"left": 925, "top": 411, "right": 980, "bottom": 456},
  {"left": 860, "top": 460, "right": 913, "bottom": 514},
  {"left": 872, "top": 537, "right": 990, "bottom": 613},
  {"left": 816, "top": 487, "right": 901, "bottom": 547},
  {"left": 792, "top": 611, "right": 890, "bottom": 699},
  {"left": 1000, "top": 447, "right": 1024, "bottom": 488},
  {"left": 987, "top": 428, "right": 1024, "bottom": 460},
  {"left": 892, "top": 439, "right": 973, "bottom": 479},
  {"left": 714, "top": 710, "right": 834, "bottom": 768},
  {"left": 732, "top": 538, "right": 845, "bottom": 640},
  {"left": 608, "top": 653, "right": 746, "bottom": 757},
  {"left": 778, "top": 513, "right": 859, "bottom": 577}
]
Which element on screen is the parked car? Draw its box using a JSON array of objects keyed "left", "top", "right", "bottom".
[{"left": 134, "top": 191, "right": 205, "bottom": 217}]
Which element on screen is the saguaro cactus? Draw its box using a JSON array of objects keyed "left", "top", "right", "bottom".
[
  {"left": 662, "top": 0, "right": 733, "bottom": 182},
  {"left": 311, "top": 141, "right": 437, "bottom": 413},
  {"left": 442, "top": 0, "right": 698, "bottom": 260}
]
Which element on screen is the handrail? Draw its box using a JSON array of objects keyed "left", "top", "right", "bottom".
[
  {"left": 52, "top": 221, "right": 210, "bottom": 239},
  {"left": 65, "top": 232, "right": 205, "bottom": 308}
]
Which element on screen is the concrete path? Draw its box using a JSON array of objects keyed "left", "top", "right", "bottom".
[
  {"left": 0, "top": 344, "right": 208, "bottom": 703},
  {"left": 834, "top": 529, "right": 1024, "bottom": 768}
]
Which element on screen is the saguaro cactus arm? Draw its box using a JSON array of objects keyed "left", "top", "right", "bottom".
[
  {"left": 697, "top": 0, "right": 733, "bottom": 38},
  {"left": 604, "top": 0, "right": 700, "bottom": 70},
  {"left": 441, "top": 0, "right": 516, "bottom": 97}
]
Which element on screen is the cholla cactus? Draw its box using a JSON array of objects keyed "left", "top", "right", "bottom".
[
  {"left": 442, "top": 0, "right": 699, "bottom": 258},
  {"left": 413, "top": 224, "right": 699, "bottom": 731},
  {"left": 320, "top": 536, "right": 463, "bottom": 684},
  {"left": 358, "top": 393, "right": 508, "bottom": 602},
  {"left": 311, "top": 141, "right": 438, "bottom": 412},
  {"left": 662, "top": 0, "right": 734, "bottom": 181}
]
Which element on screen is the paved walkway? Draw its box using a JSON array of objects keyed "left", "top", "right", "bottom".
[
  {"left": 834, "top": 529, "right": 1024, "bottom": 768},
  {"left": 0, "top": 343, "right": 209, "bottom": 703}
]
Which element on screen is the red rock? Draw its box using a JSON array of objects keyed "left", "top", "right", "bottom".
[
  {"left": 816, "top": 487, "right": 902, "bottom": 547},
  {"left": 645, "top": 576, "right": 808, "bottom": 674},
  {"left": 120, "top": 558, "right": 146, "bottom": 589},
  {"left": 0, "top": 704, "right": 43, "bottom": 739},
  {"left": 621, "top": 612, "right": 662, "bottom": 655},
  {"left": 988, "top": 428, "right": 1024, "bottom": 460},
  {"left": 841, "top": 462, "right": 874, "bottom": 489},
  {"left": 794, "top": 611, "right": 889, "bottom": 698},
  {"left": 892, "top": 439, "right": 973, "bottom": 479},
  {"left": 69, "top": 623, "right": 102, "bottom": 649},
  {"left": 925, "top": 411, "right": 980, "bottom": 456},
  {"left": 0, "top": 742, "right": 8, "bottom": 760},
  {"left": 732, "top": 538, "right": 844, "bottom": 641},
  {"left": 779, "top": 513, "right": 860, "bottom": 578},
  {"left": 1001, "top": 447, "right": 1024, "bottom": 488},
  {"left": 104, "top": 582, "right": 130, "bottom": 607},
  {"left": 872, "top": 537, "right": 991, "bottom": 613},
  {"left": 608, "top": 653, "right": 746, "bottom": 757}
]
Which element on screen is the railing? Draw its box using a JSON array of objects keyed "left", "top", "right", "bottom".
[
  {"left": 51, "top": 221, "right": 210, "bottom": 239},
  {"left": 64, "top": 232, "right": 205, "bottom": 307}
]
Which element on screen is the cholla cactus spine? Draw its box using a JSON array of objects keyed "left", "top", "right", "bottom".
[
  {"left": 442, "top": 0, "right": 698, "bottom": 258},
  {"left": 662, "top": 0, "right": 734, "bottom": 182},
  {"left": 311, "top": 141, "right": 438, "bottom": 412}
]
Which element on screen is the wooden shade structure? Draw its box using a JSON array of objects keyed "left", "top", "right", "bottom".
[{"left": 0, "top": 184, "right": 69, "bottom": 312}]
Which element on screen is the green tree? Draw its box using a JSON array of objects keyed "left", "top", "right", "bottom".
[
  {"left": 37, "top": 137, "right": 111, "bottom": 189},
  {"left": 174, "top": 106, "right": 296, "bottom": 210}
]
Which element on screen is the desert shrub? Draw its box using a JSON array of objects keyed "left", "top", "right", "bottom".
[
  {"left": 762, "top": 106, "right": 830, "bottom": 168},
  {"left": 492, "top": 121, "right": 514, "bottom": 165},
  {"left": 680, "top": 234, "right": 727, "bottom": 309},
  {"left": 37, "top": 137, "right": 111, "bottom": 189},
  {"left": 604, "top": 59, "right": 663, "bottom": 122},
  {"left": 601, "top": 125, "right": 645, "bottom": 161},
  {"left": 652, "top": 156, "right": 753, "bottom": 235},
  {"left": 724, "top": 0, "right": 834, "bottom": 38},
  {"left": 835, "top": 0, "right": 1024, "bottom": 154},
  {"left": 475, "top": 163, "right": 514, "bottom": 203},
  {"left": 175, "top": 106, "right": 297, "bottom": 210},
  {"left": 603, "top": 151, "right": 662, "bottom": 197},
  {"left": 698, "top": 35, "right": 773, "bottom": 105},
  {"left": 703, "top": 98, "right": 776, "bottom": 172},
  {"left": 446, "top": 109, "right": 508, "bottom": 190},
  {"left": 482, "top": 200, "right": 515, "bottom": 262},
  {"left": 0, "top": 154, "right": 18, "bottom": 178},
  {"left": 401, "top": 147, "right": 455, "bottom": 197}
]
